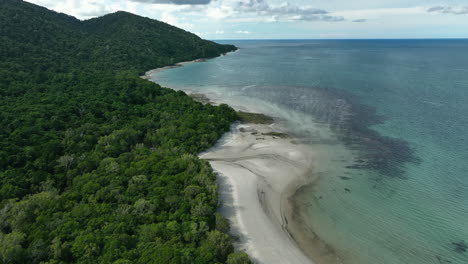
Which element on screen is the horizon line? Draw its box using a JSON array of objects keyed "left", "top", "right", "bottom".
[{"left": 210, "top": 38, "right": 468, "bottom": 41}]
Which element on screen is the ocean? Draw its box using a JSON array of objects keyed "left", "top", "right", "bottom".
[{"left": 150, "top": 39, "right": 468, "bottom": 264}]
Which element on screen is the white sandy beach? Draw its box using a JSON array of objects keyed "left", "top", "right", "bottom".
[
  {"left": 201, "top": 123, "right": 318, "bottom": 264},
  {"left": 144, "top": 57, "right": 322, "bottom": 264}
]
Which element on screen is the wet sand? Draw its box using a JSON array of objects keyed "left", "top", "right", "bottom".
[{"left": 201, "top": 122, "right": 317, "bottom": 264}]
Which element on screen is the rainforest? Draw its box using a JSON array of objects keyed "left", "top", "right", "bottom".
[{"left": 0, "top": 0, "right": 248, "bottom": 263}]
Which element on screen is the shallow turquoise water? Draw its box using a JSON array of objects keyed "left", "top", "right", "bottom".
[{"left": 152, "top": 39, "right": 468, "bottom": 264}]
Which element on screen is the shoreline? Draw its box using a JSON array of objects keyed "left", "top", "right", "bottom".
[
  {"left": 141, "top": 58, "right": 208, "bottom": 80},
  {"left": 200, "top": 122, "right": 316, "bottom": 264},
  {"left": 142, "top": 49, "right": 239, "bottom": 80},
  {"left": 143, "top": 56, "right": 327, "bottom": 264}
]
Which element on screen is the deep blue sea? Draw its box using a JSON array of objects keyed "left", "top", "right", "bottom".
[{"left": 152, "top": 39, "right": 468, "bottom": 264}]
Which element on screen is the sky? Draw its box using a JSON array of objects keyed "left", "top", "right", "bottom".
[{"left": 25, "top": 0, "right": 468, "bottom": 39}]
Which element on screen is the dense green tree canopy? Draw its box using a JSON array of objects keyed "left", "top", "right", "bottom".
[{"left": 0, "top": 0, "right": 248, "bottom": 263}]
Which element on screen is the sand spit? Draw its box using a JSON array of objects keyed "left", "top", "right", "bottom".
[{"left": 201, "top": 123, "right": 318, "bottom": 264}]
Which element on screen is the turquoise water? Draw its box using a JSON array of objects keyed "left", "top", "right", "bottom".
[{"left": 151, "top": 39, "right": 468, "bottom": 264}]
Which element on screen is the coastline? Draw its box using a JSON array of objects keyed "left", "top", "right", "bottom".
[
  {"left": 201, "top": 121, "right": 316, "bottom": 264},
  {"left": 141, "top": 58, "right": 208, "bottom": 80},
  {"left": 142, "top": 49, "right": 239, "bottom": 80},
  {"left": 138, "top": 39, "right": 468, "bottom": 264},
  {"left": 143, "top": 56, "right": 325, "bottom": 264}
]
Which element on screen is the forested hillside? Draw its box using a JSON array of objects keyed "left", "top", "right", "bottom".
[{"left": 0, "top": 0, "right": 248, "bottom": 263}]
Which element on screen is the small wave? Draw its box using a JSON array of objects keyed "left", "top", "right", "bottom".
[
  {"left": 242, "top": 84, "right": 257, "bottom": 91},
  {"left": 420, "top": 100, "right": 444, "bottom": 107}
]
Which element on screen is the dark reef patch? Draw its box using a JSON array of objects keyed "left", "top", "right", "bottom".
[
  {"left": 452, "top": 241, "right": 467, "bottom": 253},
  {"left": 245, "top": 85, "right": 420, "bottom": 179}
]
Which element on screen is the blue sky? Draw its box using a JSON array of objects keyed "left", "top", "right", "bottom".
[{"left": 26, "top": 0, "right": 468, "bottom": 39}]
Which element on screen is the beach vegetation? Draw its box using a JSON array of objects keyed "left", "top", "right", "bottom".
[
  {"left": 226, "top": 252, "right": 252, "bottom": 264},
  {"left": 237, "top": 111, "right": 274, "bottom": 124},
  {"left": 261, "top": 132, "right": 289, "bottom": 138}
]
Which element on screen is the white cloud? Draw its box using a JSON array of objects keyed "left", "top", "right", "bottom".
[
  {"left": 193, "top": 31, "right": 205, "bottom": 36},
  {"left": 205, "top": 5, "right": 236, "bottom": 20},
  {"left": 215, "top": 30, "right": 225, "bottom": 34},
  {"left": 26, "top": 0, "right": 113, "bottom": 18},
  {"left": 160, "top": 12, "right": 194, "bottom": 29},
  {"left": 235, "top": 30, "right": 251, "bottom": 34}
]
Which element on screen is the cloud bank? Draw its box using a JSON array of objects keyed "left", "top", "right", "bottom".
[
  {"left": 130, "top": 0, "right": 212, "bottom": 4},
  {"left": 427, "top": 6, "right": 468, "bottom": 15},
  {"left": 233, "top": 0, "right": 344, "bottom": 22},
  {"left": 352, "top": 18, "right": 367, "bottom": 23}
]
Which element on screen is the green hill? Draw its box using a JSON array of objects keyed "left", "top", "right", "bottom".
[
  {"left": 82, "top": 11, "right": 236, "bottom": 72},
  {"left": 0, "top": 0, "right": 236, "bottom": 85},
  {"left": 0, "top": 0, "right": 249, "bottom": 263}
]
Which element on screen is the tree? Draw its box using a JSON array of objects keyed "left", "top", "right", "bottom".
[
  {"left": 226, "top": 252, "right": 252, "bottom": 264},
  {"left": 199, "top": 231, "right": 233, "bottom": 263},
  {"left": 215, "top": 213, "right": 230, "bottom": 233},
  {"left": 0, "top": 231, "right": 26, "bottom": 264}
]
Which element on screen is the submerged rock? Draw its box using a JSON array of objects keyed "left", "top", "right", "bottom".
[
  {"left": 435, "top": 255, "right": 452, "bottom": 263},
  {"left": 452, "top": 241, "right": 467, "bottom": 253}
]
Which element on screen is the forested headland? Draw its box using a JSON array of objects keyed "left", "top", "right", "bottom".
[{"left": 0, "top": 0, "right": 250, "bottom": 263}]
